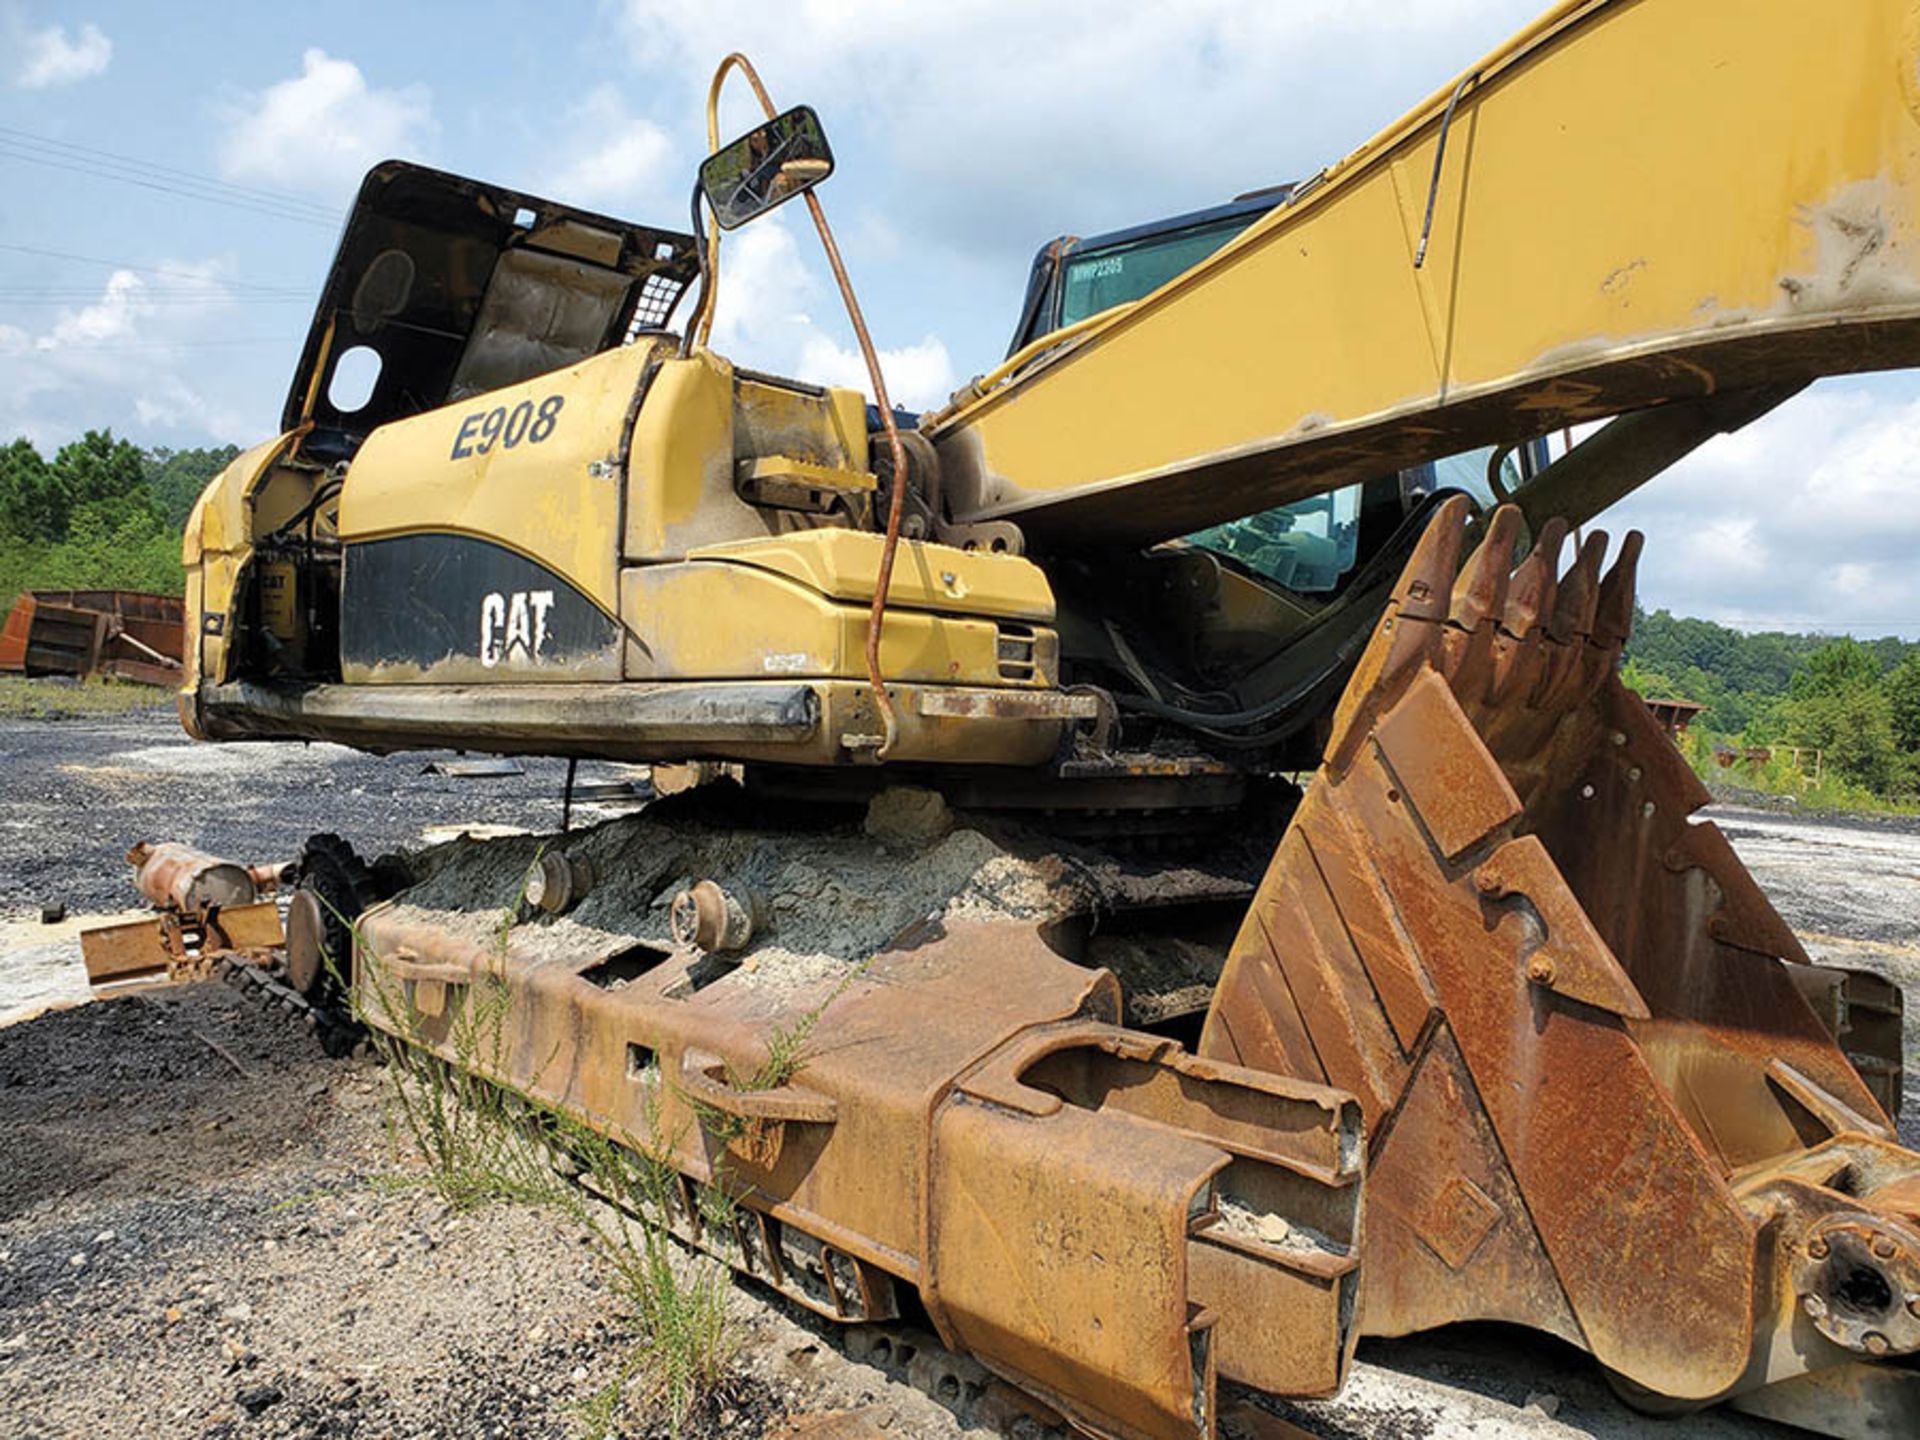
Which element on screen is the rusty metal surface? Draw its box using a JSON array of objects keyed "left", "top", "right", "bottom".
[
  {"left": 81, "top": 900, "right": 284, "bottom": 993},
  {"left": 81, "top": 841, "right": 288, "bottom": 993},
  {"left": 353, "top": 909, "right": 1362, "bottom": 1439},
  {"left": 127, "top": 841, "right": 259, "bottom": 912},
  {"left": 1200, "top": 498, "right": 1920, "bottom": 1423},
  {"left": 1788, "top": 963, "right": 1905, "bottom": 1122},
  {"left": 0, "top": 589, "right": 184, "bottom": 685}
]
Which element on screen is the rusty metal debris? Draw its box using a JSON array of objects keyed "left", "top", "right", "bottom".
[
  {"left": 81, "top": 842, "right": 287, "bottom": 994},
  {"left": 525, "top": 850, "right": 594, "bottom": 916},
  {"left": 1200, "top": 499, "right": 1920, "bottom": 1428},
  {"left": 669, "top": 878, "right": 760, "bottom": 952},
  {"left": 0, "top": 589, "right": 185, "bottom": 687}
]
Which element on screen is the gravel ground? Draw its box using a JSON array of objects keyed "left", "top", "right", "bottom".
[
  {"left": 0, "top": 708, "right": 582, "bottom": 920},
  {"left": 0, "top": 708, "right": 636, "bottom": 1023},
  {"left": 0, "top": 986, "right": 990, "bottom": 1440},
  {"left": 3, "top": 711, "right": 1917, "bottom": 1438}
]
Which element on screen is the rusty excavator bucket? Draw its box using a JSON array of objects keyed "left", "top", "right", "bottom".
[{"left": 1201, "top": 498, "right": 1920, "bottom": 1436}]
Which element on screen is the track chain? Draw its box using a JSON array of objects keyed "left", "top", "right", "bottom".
[{"left": 215, "top": 952, "right": 364, "bottom": 1058}]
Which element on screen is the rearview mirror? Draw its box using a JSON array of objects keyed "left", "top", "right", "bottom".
[{"left": 698, "top": 105, "right": 835, "bottom": 231}]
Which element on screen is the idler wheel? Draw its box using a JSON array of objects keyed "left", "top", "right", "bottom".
[{"left": 670, "top": 879, "right": 761, "bottom": 953}]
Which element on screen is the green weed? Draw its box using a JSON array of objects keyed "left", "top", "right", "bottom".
[{"left": 322, "top": 870, "right": 743, "bottom": 1435}]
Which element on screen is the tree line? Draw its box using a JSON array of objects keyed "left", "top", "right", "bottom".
[
  {"left": 1625, "top": 608, "right": 1920, "bottom": 803},
  {"left": 0, "top": 431, "right": 237, "bottom": 610}
]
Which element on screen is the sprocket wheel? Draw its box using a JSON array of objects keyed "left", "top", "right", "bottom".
[{"left": 284, "top": 833, "right": 400, "bottom": 1003}]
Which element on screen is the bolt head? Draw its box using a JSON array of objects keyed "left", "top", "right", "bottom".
[
  {"left": 1527, "top": 957, "right": 1555, "bottom": 984},
  {"left": 1872, "top": 1235, "right": 1898, "bottom": 1261},
  {"left": 1804, "top": 1294, "right": 1829, "bottom": 1318},
  {"left": 1865, "top": 1331, "right": 1890, "bottom": 1357},
  {"left": 1809, "top": 1237, "right": 1830, "bottom": 1260}
]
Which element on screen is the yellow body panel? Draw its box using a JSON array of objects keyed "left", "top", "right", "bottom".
[
  {"left": 624, "top": 351, "right": 748, "bottom": 561},
  {"left": 178, "top": 434, "right": 299, "bottom": 702},
  {"left": 929, "top": 0, "right": 1920, "bottom": 543},
  {"left": 733, "top": 372, "right": 869, "bottom": 477},
  {"left": 338, "top": 340, "right": 671, "bottom": 614},
  {"left": 622, "top": 560, "right": 1054, "bottom": 685},
  {"left": 687, "top": 531, "right": 1056, "bottom": 622},
  {"left": 623, "top": 353, "right": 874, "bottom": 560}
]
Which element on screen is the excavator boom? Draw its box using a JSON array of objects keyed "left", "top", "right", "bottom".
[{"left": 929, "top": 0, "right": 1920, "bottom": 547}]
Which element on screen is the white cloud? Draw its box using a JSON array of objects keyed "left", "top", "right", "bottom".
[
  {"left": 548, "top": 86, "right": 676, "bottom": 210},
  {"left": 799, "top": 333, "right": 954, "bottom": 414},
  {"left": 614, "top": 0, "right": 1541, "bottom": 264},
  {"left": 0, "top": 261, "right": 258, "bottom": 448},
  {"left": 706, "top": 217, "right": 955, "bottom": 411},
  {"left": 1601, "top": 382, "right": 1920, "bottom": 638},
  {"left": 219, "top": 50, "right": 434, "bottom": 197},
  {"left": 14, "top": 21, "right": 111, "bottom": 89}
]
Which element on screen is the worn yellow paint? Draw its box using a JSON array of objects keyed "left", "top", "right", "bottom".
[
  {"left": 929, "top": 0, "right": 1920, "bottom": 543},
  {"left": 178, "top": 434, "right": 298, "bottom": 696},
  {"left": 740, "top": 454, "right": 876, "bottom": 495},
  {"left": 734, "top": 372, "right": 869, "bottom": 474},
  {"left": 688, "top": 530, "right": 1056, "bottom": 622},
  {"left": 622, "top": 353, "right": 875, "bottom": 560},
  {"left": 623, "top": 560, "right": 1052, "bottom": 686},
  {"left": 339, "top": 339, "right": 671, "bottom": 613}
]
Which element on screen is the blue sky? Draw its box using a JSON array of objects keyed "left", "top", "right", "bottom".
[{"left": 4, "top": 1, "right": 1919, "bottom": 636}]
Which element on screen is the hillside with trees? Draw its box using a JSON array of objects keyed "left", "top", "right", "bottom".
[
  {"left": 1625, "top": 608, "right": 1920, "bottom": 806},
  {"left": 0, "top": 432, "right": 236, "bottom": 610}
]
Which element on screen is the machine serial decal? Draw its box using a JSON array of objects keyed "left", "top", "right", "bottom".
[
  {"left": 449, "top": 394, "right": 565, "bottom": 459},
  {"left": 480, "top": 589, "right": 556, "bottom": 667}
]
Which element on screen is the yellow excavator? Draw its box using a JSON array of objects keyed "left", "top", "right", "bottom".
[{"left": 163, "top": 2, "right": 1920, "bottom": 1436}]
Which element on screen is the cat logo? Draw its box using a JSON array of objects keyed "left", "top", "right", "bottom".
[{"left": 479, "top": 590, "right": 555, "bottom": 667}]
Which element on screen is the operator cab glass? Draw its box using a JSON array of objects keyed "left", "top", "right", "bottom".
[
  {"left": 1185, "top": 488, "right": 1361, "bottom": 594},
  {"left": 1057, "top": 215, "right": 1262, "bottom": 332},
  {"left": 1021, "top": 196, "right": 1370, "bottom": 595}
]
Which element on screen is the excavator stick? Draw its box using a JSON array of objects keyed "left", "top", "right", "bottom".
[{"left": 1201, "top": 499, "right": 1920, "bottom": 1435}]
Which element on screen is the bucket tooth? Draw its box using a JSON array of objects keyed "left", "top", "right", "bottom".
[
  {"left": 1502, "top": 515, "right": 1566, "bottom": 640},
  {"left": 1442, "top": 505, "right": 1521, "bottom": 705},
  {"left": 1393, "top": 493, "right": 1470, "bottom": 623},
  {"left": 1202, "top": 501, "right": 1920, "bottom": 1432},
  {"left": 1546, "top": 530, "right": 1607, "bottom": 645},
  {"left": 1592, "top": 530, "right": 1643, "bottom": 649},
  {"left": 1327, "top": 495, "right": 1470, "bottom": 774},
  {"left": 1448, "top": 505, "right": 1518, "bottom": 631}
]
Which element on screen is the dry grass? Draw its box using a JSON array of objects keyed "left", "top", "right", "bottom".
[{"left": 0, "top": 675, "right": 172, "bottom": 719}]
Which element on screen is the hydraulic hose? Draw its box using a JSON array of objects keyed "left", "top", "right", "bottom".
[{"left": 693, "top": 54, "right": 909, "bottom": 758}]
